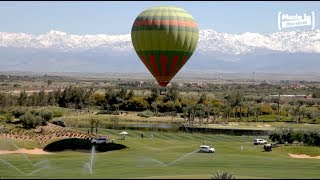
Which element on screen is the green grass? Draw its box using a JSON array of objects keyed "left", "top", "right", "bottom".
[
  {"left": 0, "top": 129, "right": 320, "bottom": 179},
  {"left": 0, "top": 138, "right": 40, "bottom": 150}
]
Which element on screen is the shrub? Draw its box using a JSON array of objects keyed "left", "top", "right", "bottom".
[
  {"left": 11, "top": 108, "right": 27, "bottom": 118},
  {"left": 96, "top": 110, "right": 110, "bottom": 115},
  {"left": 51, "top": 108, "right": 64, "bottom": 117},
  {"left": 270, "top": 128, "right": 320, "bottom": 146},
  {"left": 30, "top": 109, "right": 40, "bottom": 116},
  {"left": 211, "top": 170, "right": 235, "bottom": 179},
  {"left": 137, "top": 110, "right": 154, "bottom": 118},
  {"left": 40, "top": 111, "right": 53, "bottom": 124},
  {"left": 20, "top": 113, "right": 42, "bottom": 129}
]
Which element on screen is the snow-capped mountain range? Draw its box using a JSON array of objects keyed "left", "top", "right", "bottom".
[
  {"left": 0, "top": 29, "right": 320, "bottom": 74},
  {"left": 0, "top": 29, "right": 320, "bottom": 55}
]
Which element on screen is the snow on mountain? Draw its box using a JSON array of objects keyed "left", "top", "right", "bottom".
[{"left": 0, "top": 29, "right": 319, "bottom": 56}]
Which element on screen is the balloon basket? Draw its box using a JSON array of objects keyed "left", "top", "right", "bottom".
[{"left": 160, "top": 87, "right": 167, "bottom": 95}]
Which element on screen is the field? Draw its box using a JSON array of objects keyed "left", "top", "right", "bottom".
[{"left": 1, "top": 129, "right": 320, "bottom": 179}]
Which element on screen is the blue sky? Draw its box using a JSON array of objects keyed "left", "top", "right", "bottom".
[{"left": 0, "top": 1, "right": 319, "bottom": 35}]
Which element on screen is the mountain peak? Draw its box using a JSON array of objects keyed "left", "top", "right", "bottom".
[{"left": 47, "top": 30, "right": 67, "bottom": 36}]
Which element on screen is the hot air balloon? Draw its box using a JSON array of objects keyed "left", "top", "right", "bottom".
[{"left": 131, "top": 6, "right": 199, "bottom": 94}]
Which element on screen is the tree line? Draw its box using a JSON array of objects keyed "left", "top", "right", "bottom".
[{"left": 1, "top": 85, "right": 320, "bottom": 125}]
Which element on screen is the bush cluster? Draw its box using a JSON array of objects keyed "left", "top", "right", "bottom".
[{"left": 269, "top": 127, "right": 320, "bottom": 146}]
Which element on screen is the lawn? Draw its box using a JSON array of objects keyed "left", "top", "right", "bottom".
[{"left": 0, "top": 129, "right": 320, "bottom": 179}]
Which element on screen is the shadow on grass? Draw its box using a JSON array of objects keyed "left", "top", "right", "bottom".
[{"left": 43, "top": 138, "right": 127, "bottom": 152}]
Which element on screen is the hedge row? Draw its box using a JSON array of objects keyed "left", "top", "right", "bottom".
[{"left": 269, "top": 128, "right": 320, "bottom": 146}]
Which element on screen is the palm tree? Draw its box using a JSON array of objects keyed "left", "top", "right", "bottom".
[
  {"left": 188, "top": 105, "right": 196, "bottom": 126},
  {"left": 95, "top": 119, "right": 101, "bottom": 134},
  {"left": 89, "top": 118, "right": 95, "bottom": 134},
  {"left": 224, "top": 104, "right": 232, "bottom": 123},
  {"left": 197, "top": 104, "right": 206, "bottom": 126},
  {"left": 246, "top": 102, "right": 255, "bottom": 121},
  {"left": 104, "top": 103, "right": 110, "bottom": 114},
  {"left": 226, "top": 91, "right": 244, "bottom": 121},
  {"left": 254, "top": 104, "right": 260, "bottom": 123},
  {"left": 212, "top": 106, "right": 220, "bottom": 124},
  {"left": 151, "top": 101, "right": 159, "bottom": 115},
  {"left": 205, "top": 104, "right": 212, "bottom": 124},
  {"left": 182, "top": 106, "right": 188, "bottom": 124},
  {"left": 211, "top": 170, "right": 236, "bottom": 179},
  {"left": 114, "top": 104, "right": 120, "bottom": 114}
]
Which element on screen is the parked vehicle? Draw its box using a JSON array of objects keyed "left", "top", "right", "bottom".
[
  {"left": 253, "top": 139, "right": 267, "bottom": 145},
  {"left": 264, "top": 144, "right": 272, "bottom": 151},
  {"left": 199, "top": 145, "right": 215, "bottom": 153},
  {"left": 91, "top": 137, "right": 108, "bottom": 144},
  {"left": 52, "top": 120, "right": 66, "bottom": 127}
]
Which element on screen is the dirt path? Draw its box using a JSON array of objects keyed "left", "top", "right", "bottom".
[
  {"left": 0, "top": 148, "right": 53, "bottom": 155},
  {"left": 288, "top": 153, "right": 320, "bottom": 159}
]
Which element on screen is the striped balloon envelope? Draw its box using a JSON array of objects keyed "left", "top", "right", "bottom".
[{"left": 131, "top": 6, "right": 199, "bottom": 87}]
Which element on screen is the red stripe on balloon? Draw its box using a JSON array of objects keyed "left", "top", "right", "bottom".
[
  {"left": 168, "top": 55, "right": 179, "bottom": 77},
  {"left": 149, "top": 54, "right": 159, "bottom": 75},
  {"left": 140, "top": 55, "right": 153, "bottom": 74},
  {"left": 159, "top": 82, "right": 169, "bottom": 87},
  {"left": 180, "top": 55, "right": 189, "bottom": 67},
  {"left": 160, "top": 55, "right": 168, "bottom": 76},
  {"left": 133, "top": 20, "right": 198, "bottom": 28}
]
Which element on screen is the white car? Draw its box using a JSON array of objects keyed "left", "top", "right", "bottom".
[
  {"left": 199, "top": 145, "right": 215, "bottom": 153},
  {"left": 253, "top": 139, "right": 268, "bottom": 145},
  {"left": 91, "top": 137, "right": 108, "bottom": 144}
]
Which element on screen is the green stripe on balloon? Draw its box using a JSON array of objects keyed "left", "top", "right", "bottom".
[{"left": 131, "top": 31, "right": 198, "bottom": 52}]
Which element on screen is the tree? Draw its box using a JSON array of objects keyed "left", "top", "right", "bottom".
[
  {"left": 305, "top": 109, "right": 320, "bottom": 123},
  {"left": 126, "top": 89, "right": 134, "bottom": 100},
  {"left": 253, "top": 104, "right": 261, "bottom": 122},
  {"left": 105, "top": 87, "right": 118, "bottom": 106},
  {"left": 29, "top": 92, "right": 39, "bottom": 106},
  {"left": 151, "top": 101, "right": 159, "bottom": 115},
  {"left": 114, "top": 104, "right": 120, "bottom": 114},
  {"left": 40, "top": 111, "right": 53, "bottom": 125},
  {"left": 197, "top": 104, "right": 206, "bottom": 125},
  {"left": 92, "top": 93, "right": 106, "bottom": 106},
  {"left": 89, "top": 118, "right": 95, "bottom": 134},
  {"left": 38, "top": 90, "right": 47, "bottom": 106},
  {"left": 312, "top": 89, "right": 320, "bottom": 98},
  {"left": 20, "top": 113, "right": 42, "bottom": 129},
  {"left": 58, "top": 86, "right": 93, "bottom": 109},
  {"left": 198, "top": 93, "right": 207, "bottom": 104},
  {"left": 117, "top": 87, "right": 127, "bottom": 101},
  {"left": 148, "top": 86, "right": 160, "bottom": 103},
  {"left": 110, "top": 117, "right": 119, "bottom": 129},
  {"left": 224, "top": 103, "right": 232, "bottom": 123},
  {"left": 17, "top": 91, "right": 28, "bottom": 106},
  {"left": 182, "top": 106, "right": 188, "bottom": 123},
  {"left": 95, "top": 119, "right": 101, "bottom": 134},
  {"left": 12, "top": 108, "right": 26, "bottom": 118},
  {"left": 123, "top": 97, "right": 148, "bottom": 111},
  {"left": 47, "top": 79, "right": 53, "bottom": 86},
  {"left": 164, "top": 84, "right": 179, "bottom": 102},
  {"left": 205, "top": 104, "right": 212, "bottom": 124},
  {"left": 47, "top": 91, "right": 57, "bottom": 106},
  {"left": 226, "top": 91, "right": 244, "bottom": 120},
  {"left": 103, "top": 103, "right": 111, "bottom": 114},
  {"left": 260, "top": 104, "right": 273, "bottom": 115}
]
